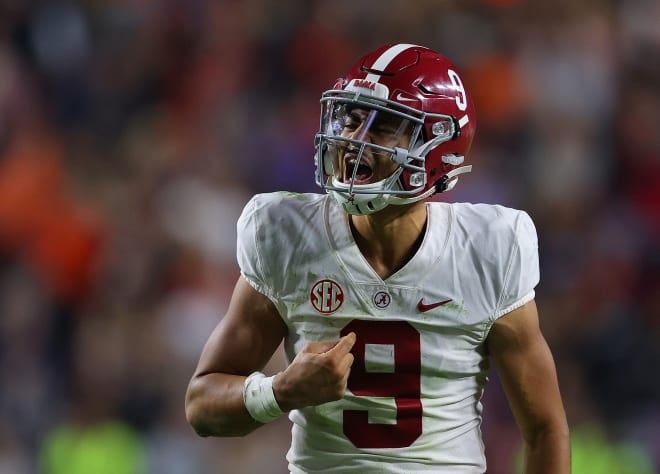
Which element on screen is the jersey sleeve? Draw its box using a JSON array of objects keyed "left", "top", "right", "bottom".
[
  {"left": 494, "top": 210, "right": 540, "bottom": 318},
  {"left": 236, "top": 196, "right": 276, "bottom": 300}
]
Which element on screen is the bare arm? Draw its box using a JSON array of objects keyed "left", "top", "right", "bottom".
[
  {"left": 487, "top": 300, "right": 571, "bottom": 473},
  {"left": 185, "top": 276, "right": 355, "bottom": 437},
  {"left": 185, "top": 277, "right": 287, "bottom": 437}
]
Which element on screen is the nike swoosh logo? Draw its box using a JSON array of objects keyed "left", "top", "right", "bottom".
[
  {"left": 417, "top": 298, "right": 452, "bottom": 312},
  {"left": 396, "top": 93, "right": 417, "bottom": 102}
]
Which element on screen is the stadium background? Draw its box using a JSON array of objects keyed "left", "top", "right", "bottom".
[{"left": 0, "top": 0, "right": 658, "bottom": 472}]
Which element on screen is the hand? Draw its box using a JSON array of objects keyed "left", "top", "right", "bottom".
[{"left": 273, "top": 332, "right": 356, "bottom": 412}]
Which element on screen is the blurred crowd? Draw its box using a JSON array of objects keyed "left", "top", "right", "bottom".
[{"left": 0, "top": 0, "right": 658, "bottom": 473}]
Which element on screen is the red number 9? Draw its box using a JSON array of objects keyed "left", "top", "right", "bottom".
[{"left": 340, "top": 320, "right": 422, "bottom": 448}]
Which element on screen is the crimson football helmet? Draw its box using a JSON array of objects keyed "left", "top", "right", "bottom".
[{"left": 314, "top": 43, "right": 476, "bottom": 215}]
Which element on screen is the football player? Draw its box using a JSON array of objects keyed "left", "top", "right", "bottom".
[{"left": 185, "top": 43, "right": 570, "bottom": 473}]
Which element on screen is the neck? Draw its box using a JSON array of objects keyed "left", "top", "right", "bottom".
[{"left": 349, "top": 201, "right": 428, "bottom": 280}]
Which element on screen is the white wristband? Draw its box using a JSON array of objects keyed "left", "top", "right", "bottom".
[{"left": 243, "top": 371, "right": 284, "bottom": 423}]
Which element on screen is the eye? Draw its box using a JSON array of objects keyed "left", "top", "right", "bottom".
[
  {"left": 347, "top": 113, "right": 362, "bottom": 124},
  {"left": 342, "top": 113, "right": 362, "bottom": 131},
  {"left": 372, "top": 124, "right": 397, "bottom": 136}
]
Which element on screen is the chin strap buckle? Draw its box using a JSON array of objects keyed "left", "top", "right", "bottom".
[{"left": 435, "top": 165, "right": 473, "bottom": 193}]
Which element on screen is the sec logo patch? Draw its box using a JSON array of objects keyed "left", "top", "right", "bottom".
[{"left": 310, "top": 279, "right": 344, "bottom": 314}]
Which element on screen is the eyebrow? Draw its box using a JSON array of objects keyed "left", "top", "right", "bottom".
[{"left": 348, "top": 109, "right": 399, "bottom": 126}]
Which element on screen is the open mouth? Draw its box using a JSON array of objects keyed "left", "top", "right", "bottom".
[{"left": 343, "top": 154, "right": 373, "bottom": 184}]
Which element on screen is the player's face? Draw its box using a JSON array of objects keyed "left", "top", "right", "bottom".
[{"left": 334, "top": 107, "right": 412, "bottom": 185}]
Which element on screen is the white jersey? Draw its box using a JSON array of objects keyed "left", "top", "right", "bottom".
[{"left": 237, "top": 192, "right": 539, "bottom": 473}]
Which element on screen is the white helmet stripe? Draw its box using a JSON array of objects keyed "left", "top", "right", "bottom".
[{"left": 364, "top": 43, "right": 421, "bottom": 83}]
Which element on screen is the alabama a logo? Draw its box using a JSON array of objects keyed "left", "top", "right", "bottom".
[
  {"left": 310, "top": 279, "right": 344, "bottom": 314},
  {"left": 373, "top": 291, "right": 391, "bottom": 309}
]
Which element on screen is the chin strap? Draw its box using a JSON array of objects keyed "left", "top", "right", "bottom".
[
  {"left": 387, "top": 165, "right": 473, "bottom": 206},
  {"left": 386, "top": 186, "right": 436, "bottom": 206},
  {"left": 328, "top": 165, "right": 473, "bottom": 215},
  {"left": 435, "top": 165, "right": 473, "bottom": 193}
]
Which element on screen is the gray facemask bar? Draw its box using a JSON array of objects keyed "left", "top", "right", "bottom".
[{"left": 315, "top": 91, "right": 458, "bottom": 196}]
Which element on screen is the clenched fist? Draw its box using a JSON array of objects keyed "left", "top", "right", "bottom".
[{"left": 272, "top": 332, "right": 356, "bottom": 412}]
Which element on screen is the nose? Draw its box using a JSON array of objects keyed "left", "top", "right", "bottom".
[
  {"left": 349, "top": 128, "right": 370, "bottom": 145},
  {"left": 347, "top": 125, "right": 377, "bottom": 148}
]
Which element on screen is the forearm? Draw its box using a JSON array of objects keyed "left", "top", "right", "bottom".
[
  {"left": 185, "top": 373, "right": 263, "bottom": 437},
  {"left": 523, "top": 427, "right": 571, "bottom": 474}
]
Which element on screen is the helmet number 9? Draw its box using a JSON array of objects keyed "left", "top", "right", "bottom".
[{"left": 448, "top": 70, "right": 467, "bottom": 112}]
